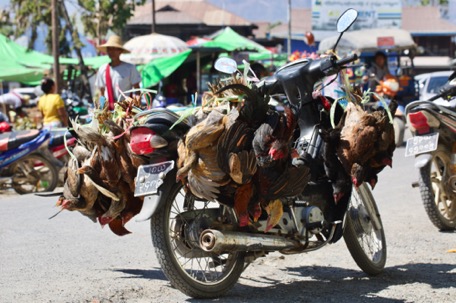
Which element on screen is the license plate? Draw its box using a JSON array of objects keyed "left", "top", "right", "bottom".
[
  {"left": 134, "top": 160, "right": 174, "bottom": 197},
  {"left": 405, "top": 133, "right": 439, "bottom": 157}
]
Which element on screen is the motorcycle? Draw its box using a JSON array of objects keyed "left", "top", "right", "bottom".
[
  {"left": 48, "top": 129, "right": 77, "bottom": 184},
  {"left": 129, "top": 9, "right": 386, "bottom": 298},
  {"left": 0, "top": 129, "right": 61, "bottom": 194},
  {"left": 61, "top": 89, "right": 91, "bottom": 124},
  {"left": 405, "top": 71, "right": 456, "bottom": 230}
]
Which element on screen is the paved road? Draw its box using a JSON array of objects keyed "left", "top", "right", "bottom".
[{"left": 1, "top": 130, "right": 455, "bottom": 302}]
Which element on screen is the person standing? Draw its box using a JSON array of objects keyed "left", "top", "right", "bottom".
[
  {"left": 0, "top": 92, "right": 29, "bottom": 122},
  {"left": 364, "top": 51, "right": 392, "bottom": 92},
  {"left": 38, "top": 78, "right": 69, "bottom": 129},
  {"left": 95, "top": 35, "right": 141, "bottom": 110}
]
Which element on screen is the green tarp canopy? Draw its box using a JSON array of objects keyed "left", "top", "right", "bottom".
[
  {"left": 140, "top": 28, "right": 275, "bottom": 88},
  {"left": 141, "top": 49, "right": 192, "bottom": 87},
  {"left": 0, "top": 61, "right": 44, "bottom": 83},
  {"left": 204, "top": 27, "right": 270, "bottom": 53},
  {"left": 0, "top": 33, "right": 110, "bottom": 83}
]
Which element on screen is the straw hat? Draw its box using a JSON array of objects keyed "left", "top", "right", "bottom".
[{"left": 97, "top": 35, "right": 130, "bottom": 54}]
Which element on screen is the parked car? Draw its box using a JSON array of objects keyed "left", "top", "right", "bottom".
[{"left": 415, "top": 71, "right": 454, "bottom": 101}]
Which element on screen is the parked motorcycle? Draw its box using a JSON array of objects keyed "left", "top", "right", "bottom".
[
  {"left": 48, "top": 129, "right": 76, "bottom": 184},
  {"left": 0, "top": 129, "right": 61, "bottom": 194},
  {"left": 61, "top": 89, "right": 91, "bottom": 124},
  {"left": 405, "top": 71, "right": 456, "bottom": 230},
  {"left": 127, "top": 9, "right": 386, "bottom": 299}
]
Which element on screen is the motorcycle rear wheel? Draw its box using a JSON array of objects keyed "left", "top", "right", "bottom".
[
  {"left": 11, "top": 154, "right": 58, "bottom": 194},
  {"left": 418, "top": 148, "right": 456, "bottom": 230},
  {"left": 150, "top": 181, "right": 245, "bottom": 299},
  {"left": 344, "top": 183, "right": 386, "bottom": 275},
  {"left": 393, "top": 116, "right": 405, "bottom": 147}
]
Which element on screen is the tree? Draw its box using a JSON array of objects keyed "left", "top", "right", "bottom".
[
  {"left": 77, "top": 0, "right": 146, "bottom": 48},
  {"left": 9, "top": 0, "right": 72, "bottom": 56},
  {"left": 7, "top": 0, "right": 145, "bottom": 54}
]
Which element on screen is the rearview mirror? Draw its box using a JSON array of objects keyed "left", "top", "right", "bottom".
[
  {"left": 214, "top": 58, "right": 238, "bottom": 74},
  {"left": 332, "top": 8, "right": 358, "bottom": 51},
  {"left": 336, "top": 8, "right": 358, "bottom": 33}
]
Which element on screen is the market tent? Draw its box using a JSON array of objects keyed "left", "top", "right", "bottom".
[
  {"left": 141, "top": 49, "right": 192, "bottom": 87},
  {"left": 121, "top": 33, "right": 189, "bottom": 65},
  {"left": 203, "top": 27, "right": 270, "bottom": 53},
  {"left": 0, "top": 61, "right": 44, "bottom": 83},
  {"left": 318, "top": 28, "right": 417, "bottom": 55},
  {"left": 141, "top": 28, "right": 275, "bottom": 90},
  {"left": 0, "top": 33, "right": 110, "bottom": 83}
]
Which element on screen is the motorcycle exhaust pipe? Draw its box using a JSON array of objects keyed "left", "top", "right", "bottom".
[{"left": 199, "top": 229, "right": 298, "bottom": 254}]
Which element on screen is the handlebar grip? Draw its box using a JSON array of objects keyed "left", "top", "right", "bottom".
[{"left": 335, "top": 53, "right": 359, "bottom": 67}]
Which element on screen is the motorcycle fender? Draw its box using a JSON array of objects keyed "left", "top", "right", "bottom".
[
  {"left": 135, "top": 167, "right": 177, "bottom": 222},
  {"left": 414, "top": 153, "right": 433, "bottom": 169},
  {"left": 135, "top": 195, "right": 160, "bottom": 222}
]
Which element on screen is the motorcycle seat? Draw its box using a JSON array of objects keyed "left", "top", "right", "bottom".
[
  {"left": 0, "top": 129, "right": 41, "bottom": 152},
  {"left": 141, "top": 108, "right": 192, "bottom": 129},
  {"left": 48, "top": 129, "right": 74, "bottom": 148}
]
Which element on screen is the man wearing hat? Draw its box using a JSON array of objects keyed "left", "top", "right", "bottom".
[{"left": 95, "top": 35, "right": 142, "bottom": 110}]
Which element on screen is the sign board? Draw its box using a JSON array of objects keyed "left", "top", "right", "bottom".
[
  {"left": 312, "top": 0, "right": 402, "bottom": 32},
  {"left": 377, "top": 36, "right": 395, "bottom": 48}
]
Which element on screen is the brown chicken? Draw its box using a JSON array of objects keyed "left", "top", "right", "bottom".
[{"left": 335, "top": 98, "right": 397, "bottom": 187}]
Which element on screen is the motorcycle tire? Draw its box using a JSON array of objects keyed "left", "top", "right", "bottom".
[
  {"left": 343, "top": 183, "right": 387, "bottom": 276},
  {"left": 418, "top": 148, "right": 456, "bottom": 231},
  {"left": 150, "top": 181, "right": 245, "bottom": 299},
  {"left": 11, "top": 154, "right": 59, "bottom": 195},
  {"left": 393, "top": 116, "right": 405, "bottom": 147}
]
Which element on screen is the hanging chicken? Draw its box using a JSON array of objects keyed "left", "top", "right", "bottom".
[
  {"left": 55, "top": 97, "right": 146, "bottom": 236},
  {"left": 328, "top": 78, "right": 398, "bottom": 189}
]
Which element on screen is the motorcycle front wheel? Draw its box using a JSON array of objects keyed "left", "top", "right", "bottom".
[
  {"left": 150, "top": 181, "right": 245, "bottom": 299},
  {"left": 343, "top": 183, "right": 386, "bottom": 275},
  {"left": 11, "top": 154, "right": 59, "bottom": 194},
  {"left": 418, "top": 147, "right": 456, "bottom": 230}
]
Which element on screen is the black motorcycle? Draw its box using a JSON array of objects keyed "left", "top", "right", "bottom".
[
  {"left": 405, "top": 71, "right": 456, "bottom": 230},
  {"left": 126, "top": 9, "right": 387, "bottom": 299}
]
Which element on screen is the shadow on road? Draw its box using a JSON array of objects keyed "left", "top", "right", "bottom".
[
  {"left": 227, "top": 263, "right": 456, "bottom": 302},
  {"left": 113, "top": 268, "right": 167, "bottom": 281},
  {"left": 112, "top": 262, "right": 455, "bottom": 302}
]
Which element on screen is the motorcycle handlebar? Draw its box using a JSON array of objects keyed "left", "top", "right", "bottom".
[{"left": 335, "top": 53, "right": 359, "bottom": 68}]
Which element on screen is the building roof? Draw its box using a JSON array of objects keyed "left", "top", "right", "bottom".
[
  {"left": 253, "top": 6, "right": 456, "bottom": 39},
  {"left": 130, "top": 0, "right": 254, "bottom": 27},
  {"left": 253, "top": 8, "right": 312, "bottom": 39},
  {"left": 402, "top": 6, "right": 456, "bottom": 35}
]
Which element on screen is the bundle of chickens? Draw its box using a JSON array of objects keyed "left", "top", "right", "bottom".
[
  {"left": 54, "top": 96, "right": 148, "bottom": 236},
  {"left": 176, "top": 73, "right": 397, "bottom": 231},
  {"left": 54, "top": 72, "right": 397, "bottom": 236},
  {"left": 320, "top": 86, "right": 398, "bottom": 203},
  {"left": 176, "top": 75, "right": 311, "bottom": 231}
]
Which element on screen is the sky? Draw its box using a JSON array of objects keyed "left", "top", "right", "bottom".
[{"left": 0, "top": 0, "right": 311, "bottom": 22}]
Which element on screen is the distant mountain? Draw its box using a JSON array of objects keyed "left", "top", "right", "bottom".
[{"left": 208, "top": 0, "right": 311, "bottom": 22}]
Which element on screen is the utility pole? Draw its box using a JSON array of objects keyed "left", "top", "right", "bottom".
[
  {"left": 151, "top": 0, "right": 156, "bottom": 33},
  {"left": 59, "top": 0, "right": 92, "bottom": 101},
  {"left": 52, "top": 0, "right": 61, "bottom": 92},
  {"left": 287, "top": 0, "right": 292, "bottom": 60}
]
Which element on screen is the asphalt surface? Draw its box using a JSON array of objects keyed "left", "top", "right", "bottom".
[{"left": 1, "top": 129, "right": 455, "bottom": 302}]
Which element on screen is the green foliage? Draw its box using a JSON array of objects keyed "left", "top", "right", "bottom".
[
  {"left": 0, "top": 9, "right": 13, "bottom": 37},
  {"left": 7, "top": 0, "right": 146, "bottom": 55},
  {"left": 420, "top": 0, "right": 448, "bottom": 5},
  {"left": 77, "top": 0, "right": 146, "bottom": 41},
  {"left": 9, "top": 0, "right": 72, "bottom": 55}
]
